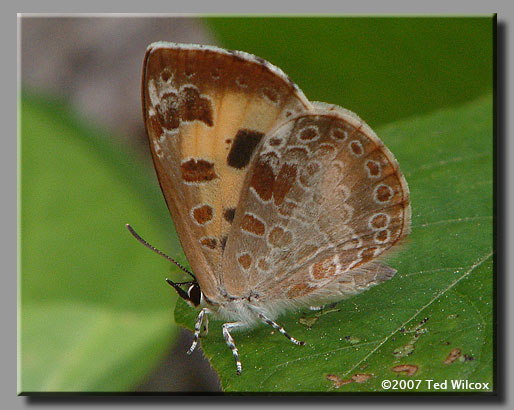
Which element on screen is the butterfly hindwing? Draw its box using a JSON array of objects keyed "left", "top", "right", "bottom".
[
  {"left": 222, "top": 108, "right": 410, "bottom": 303},
  {"left": 142, "top": 43, "right": 312, "bottom": 300}
]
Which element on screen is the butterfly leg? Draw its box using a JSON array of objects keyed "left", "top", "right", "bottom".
[
  {"left": 258, "top": 313, "right": 306, "bottom": 346},
  {"left": 187, "top": 308, "right": 212, "bottom": 355},
  {"left": 309, "top": 302, "right": 338, "bottom": 311},
  {"left": 222, "top": 321, "right": 245, "bottom": 375}
]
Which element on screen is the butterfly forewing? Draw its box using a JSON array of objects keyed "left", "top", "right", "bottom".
[
  {"left": 142, "top": 43, "right": 312, "bottom": 301},
  {"left": 223, "top": 109, "right": 410, "bottom": 303}
]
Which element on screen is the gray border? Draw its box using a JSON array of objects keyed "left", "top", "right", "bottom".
[{"left": 9, "top": 1, "right": 512, "bottom": 408}]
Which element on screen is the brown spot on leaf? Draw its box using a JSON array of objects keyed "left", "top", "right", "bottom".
[
  {"left": 192, "top": 205, "right": 213, "bottom": 225},
  {"left": 391, "top": 364, "right": 418, "bottom": 376},
  {"left": 444, "top": 348, "right": 461, "bottom": 364},
  {"left": 181, "top": 159, "right": 217, "bottom": 183},
  {"left": 227, "top": 129, "right": 264, "bottom": 169},
  {"left": 223, "top": 208, "right": 236, "bottom": 223},
  {"left": 241, "top": 214, "right": 265, "bottom": 236},
  {"left": 352, "top": 373, "right": 373, "bottom": 383},
  {"left": 326, "top": 373, "right": 372, "bottom": 388},
  {"left": 180, "top": 86, "right": 213, "bottom": 126}
]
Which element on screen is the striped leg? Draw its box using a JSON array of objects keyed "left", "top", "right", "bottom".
[
  {"left": 187, "top": 308, "right": 212, "bottom": 355},
  {"left": 309, "top": 302, "right": 338, "bottom": 311},
  {"left": 258, "top": 313, "right": 306, "bottom": 346},
  {"left": 222, "top": 322, "right": 245, "bottom": 375}
]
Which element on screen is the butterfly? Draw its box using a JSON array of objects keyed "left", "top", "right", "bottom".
[{"left": 132, "top": 42, "right": 411, "bottom": 375}]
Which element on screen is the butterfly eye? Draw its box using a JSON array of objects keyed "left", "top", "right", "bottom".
[{"left": 187, "top": 283, "right": 202, "bottom": 307}]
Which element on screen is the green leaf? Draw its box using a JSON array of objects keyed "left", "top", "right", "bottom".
[
  {"left": 175, "top": 94, "right": 493, "bottom": 392},
  {"left": 204, "top": 17, "right": 493, "bottom": 128},
  {"left": 20, "top": 93, "right": 185, "bottom": 392}
]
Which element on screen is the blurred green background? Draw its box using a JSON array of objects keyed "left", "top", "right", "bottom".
[{"left": 19, "top": 16, "right": 494, "bottom": 392}]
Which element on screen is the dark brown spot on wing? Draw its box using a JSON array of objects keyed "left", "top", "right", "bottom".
[
  {"left": 241, "top": 214, "right": 265, "bottom": 236},
  {"left": 193, "top": 205, "right": 214, "bottom": 225},
  {"left": 238, "top": 253, "right": 252, "bottom": 270},
  {"left": 157, "top": 92, "right": 180, "bottom": 129},
  {"left": 227, "top": 129, "right": 264, "bottom": 169},
  {"left": 299, "top": 126, "right": 318, "bottom": 141},
  {"left": 376, "top": 185, "right": 393, "bottom": 202},
  {"left": 180, "top": 86, "right": 213, "bottom": 126},
  {"left": 350, "top": 140, "right": 363, "bottom": 156},
  {"left": 181, "top": 159, "right": 217, "bottom": 183},
  {"left": 262, "top": 87, "right": 279, "bottom": 103},
  {"left": 223, "top": 208, "right": 236, "bottom": 223},
  {"left": 250, "top": 153, "right": 277, "bottom": 201},
  {"left": 366, "top": 160, "right": 380, "bottom": 177},
  {"left": 160, "top": 68, "right": 172, "bottom": 82},
  {"left": 221, "top": 236, "right": 228, "bottom": 252},
  {"left": 200, "top": 237, "right": 217, "bottom": 249},
  {"left": 273, "top": 163, "right": 298, "bottom": 206},
  {"left": 268, "top": 137, "right": 283, "bottom": 146}
]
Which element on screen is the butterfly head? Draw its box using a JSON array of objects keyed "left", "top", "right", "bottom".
[{"left": 165, "top": 278, "right": 203, "bottom": 307}]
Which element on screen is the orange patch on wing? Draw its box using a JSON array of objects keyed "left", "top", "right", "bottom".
[
  {"left": 287, "top": 283, "right": 317, "bottom": 298},
  {"left": 312, "top": 258, "right": 338, "bottom": 280}
]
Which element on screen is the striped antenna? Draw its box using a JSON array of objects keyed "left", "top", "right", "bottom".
[{"left": 126, "top": 224, "right": 196, "bottom": 280}]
